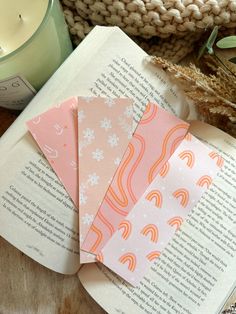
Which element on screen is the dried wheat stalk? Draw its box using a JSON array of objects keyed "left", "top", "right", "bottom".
[{"left": 150, "top": 56, "right": 236, "bottom": 137}]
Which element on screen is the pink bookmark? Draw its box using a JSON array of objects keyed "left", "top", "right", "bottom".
[
  {"left": 98, "top": 134, "right": 224, "bottom": 285},
  {"left": 27, "top": 97, "right": 79, "bottom": 207},
  {"left": 77, "top": 97, "right": 133, "bottom": 263},
  {"left": 27, "top": 96, "right": 133, "bottom": 263},
  {"left": 82, "top": 103, "right": 189, "bottom": 255}
]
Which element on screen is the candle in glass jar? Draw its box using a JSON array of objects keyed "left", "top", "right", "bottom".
[{"left": 0, "top": 0, "right": 73, "bottom": 110}]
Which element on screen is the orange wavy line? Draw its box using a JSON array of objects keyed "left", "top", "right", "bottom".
[
  {"left": 98, "top": 211, "right": 115, "bottom": 236},
  {"left": 104, "top": 195, "right": 128, "bottom": 216},
  {"left": 140, "top": 104, "right": 157, "bottom": 125},
  {"left": 107, "top": 143, "right": 134, "bottom": 208},
  {"left": 127, "top": 134, "right": 146, "bottom": 203},
  {"left": 90, "top": 225, "right": 103, "bottom": 253},
  {"left": 170, "top": 134, "right": 185, "bottom": 155},
  {"left": 148, "top": 123, "right": 188, "bottom": 183}
]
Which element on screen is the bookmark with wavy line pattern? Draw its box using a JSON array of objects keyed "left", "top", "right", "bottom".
[
  {"left": 82, "top": 102, "right": 189, "bottom": 255},
  {"left": 99, "top": 134, "right": 223, "bottom": 286}
]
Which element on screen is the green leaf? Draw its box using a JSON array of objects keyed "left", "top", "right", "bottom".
[
  {"left": 197, "top": 26, "right": 219, "bottom": 60},
  {"left": 198, "top": 43, "right": 207, "bottom": 60},
  {"left": 206, "top": 26, "right": 219, "bottom": 51},
  {"left": 229, "top": 57, "right": 236, "bottom": 64},
  {"left": 216, "top": 36, "right": 236, "bottom": 49}
]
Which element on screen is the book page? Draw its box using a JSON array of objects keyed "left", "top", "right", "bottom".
[
  {"left": 187, "top": 120, "right": 236, "bottom": 313},
  {"left": 0, "top": 136, "right": 80, "bottom": 274},
  {"left": 0, "top": 26, "right": 189, "bottom": 273},
  {"left": 78, "top": 121, "right": 236, "bottom": 313}
]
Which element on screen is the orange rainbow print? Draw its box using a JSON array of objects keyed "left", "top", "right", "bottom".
[
  {"left": 197, "top": 175, "right": 212, "bottom": 188},
  {"left": 141, "top": 224, "right": 159, "bottom": 243},
  {"left": 97, "top": 132, "right": 223, "bottom": 285},
  {"left": 185, "top": 133, "right": 192, "bottom": 141},
  {"left": 172, "top": 188, "right": 189, "bottom": 207},
  {"left": 159, "top": 161, "right": 170, "bottom": 178},
  {"left": 168, "top": 216, "right": 183, "bottom": 230},
  {"left": 209, "top": 151, "right": 224, "bottom": 167},
  {"left": 145, "top": 190, "right": 163, "bottom": 208},
  {"left": 96, "top": 252, "right": 104, "bottom": 263},
  {"left": 178, "top": 150, "right": 195, "bottom": 168},
  {"left": 119, "top": 252, "right": 137, "bottom": 272},
  {"left": 146, "top": 251, "right": 161, "bottom": 261},
  {"left": 118, "top": 220, "right": 132, "bottom": 240}
]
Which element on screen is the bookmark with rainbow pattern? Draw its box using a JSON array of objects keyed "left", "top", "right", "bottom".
[{"left": 98, "top": 134, "right": 224, "bottom": 285}]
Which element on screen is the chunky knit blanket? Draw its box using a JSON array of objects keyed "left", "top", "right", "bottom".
[{"left": 61, "top": 0, "right": 236, "bottom": 62}]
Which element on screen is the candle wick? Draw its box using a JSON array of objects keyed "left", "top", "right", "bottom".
[{"left": 19, "top": 14, "right": 22, "bottom": 19}]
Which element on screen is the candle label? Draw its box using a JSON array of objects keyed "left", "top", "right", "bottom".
[{"left": 0, "top": 75, "right": 36, "bottom": 110}]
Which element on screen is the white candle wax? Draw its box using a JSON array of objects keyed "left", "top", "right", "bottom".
[
  {"left": 0, "top": 0, "right": 73, "bottom": 110},
  {"left": 0, "top": 0, "right": 48, "bottom": 57}
]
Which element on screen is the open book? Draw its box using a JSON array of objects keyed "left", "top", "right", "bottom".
[{"left": 0, "top": 26, "right": 235, "bottom": 313}]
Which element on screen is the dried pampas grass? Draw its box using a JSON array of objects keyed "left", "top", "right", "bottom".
[{"left": 150, "top": 56, "right": 236, "bottom": 138}]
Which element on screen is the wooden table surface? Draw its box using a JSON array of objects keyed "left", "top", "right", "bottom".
[{"left": 0, "top": 107, "right": 235, "bottom": 314}]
